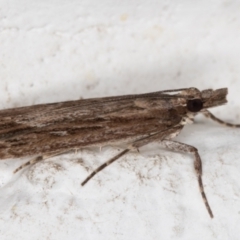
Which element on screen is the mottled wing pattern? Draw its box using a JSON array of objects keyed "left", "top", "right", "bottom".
[{"left": 0, "top": 92, "right": 186, "bottom": 158}]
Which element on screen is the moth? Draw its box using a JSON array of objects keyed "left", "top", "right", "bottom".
[{"left": 0, "top": 87, "right": 239, "bottom": 218}]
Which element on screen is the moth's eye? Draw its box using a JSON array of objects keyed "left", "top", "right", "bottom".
[{"left": 187, "top": 99, "right": 203, "bottom": 112}]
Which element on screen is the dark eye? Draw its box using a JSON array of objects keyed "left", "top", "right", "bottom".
[{"left": 187, "top": 99, "right": 203, "bottom": 112}]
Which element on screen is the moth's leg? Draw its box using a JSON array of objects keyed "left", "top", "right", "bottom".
[
  {"left": 81, "top": 126, "right": 182, "bottom": 186},
  {"left": 203, "top": 110, "right": 240, "bottom": 128},
  {"left": 81, "top": 149, "right": 130, "bottom": 186},
  {"left": 158, "top": 139, "right": 213, "bottom": 218},
  {"left": 13, "top": 150, "right": 72, "bottom": 173},
  {"left": 13, "top": 155, "right": 43, "bottom": 173}
]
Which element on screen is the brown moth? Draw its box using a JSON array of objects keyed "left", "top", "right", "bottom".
[{"left": 0, "top": 87, "right": 239, "bottom": 218}]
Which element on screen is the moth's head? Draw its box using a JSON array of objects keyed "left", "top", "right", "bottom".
[{"left": 186, "top": 88, "right": 228, "bottom": 113}]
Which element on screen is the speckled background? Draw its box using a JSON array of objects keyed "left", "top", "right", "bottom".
[{"left": 0, "top": 1, "right": 240, "bottom": 239}]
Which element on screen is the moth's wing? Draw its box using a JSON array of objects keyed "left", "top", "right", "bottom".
[{"left": 0, "top": 94, "right": 185, "bottom": 159}]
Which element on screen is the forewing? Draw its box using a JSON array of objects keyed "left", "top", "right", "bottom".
[{"left": 0, "top": 93, "right": 185, "bottom": 159}]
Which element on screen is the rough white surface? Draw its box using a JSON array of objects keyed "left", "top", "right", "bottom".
[{"left": 0, "top": 1, "right": 240, "bottom": 239}]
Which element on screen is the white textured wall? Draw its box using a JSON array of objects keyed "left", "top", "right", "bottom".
[{"left": 0, "top": 1, "right": 240, "bottom": 239}]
